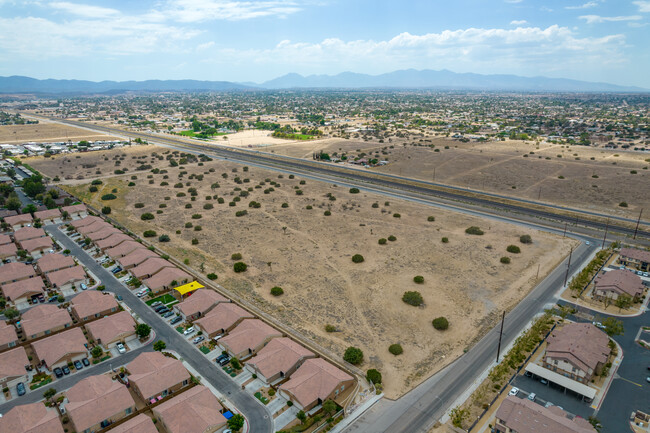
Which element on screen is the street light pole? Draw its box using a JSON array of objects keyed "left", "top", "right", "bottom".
[
  {"left": 601, "top": 218, "right": 609, "bottom": 248},
  {"left": 563, "top": 247, "right": 573, "bottom": 287},
  {"left": 496, "top": 311, "right": 506, "bottom": 363}
]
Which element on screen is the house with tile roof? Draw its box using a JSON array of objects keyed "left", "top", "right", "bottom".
[
  {"left": 36, "top": 253, "right": 75, "bottom": 275},
  {"left": 245, "top": 337, "right": 315, "bottom": 384},
  {"left": 618, "top": 247, "right": 650, "bottom": 271},
  {"left": 142, "top": 267, "right": 191, "bottom": 294},
  {"left": 1, "top": 277, "right": 45, "bottom": 306},
  {"left": 0, "top": 262, "right": 36, "bottom": 285},
  {"left": 279, "top": 358, "right": 354, "bottom": 411},
  {"left": 0, "top": 401, "right": 64, "bottom": 433},
  {"left": 31, "top": 327, "right": 88, "bottom": 369},
  {"left": 21, "top": 304, "right": 72, "bottom": 340},
  {"left": 127, "top": 351, "right": 191, "bottom": 402},
  {"left": 116, "top": 249, "right": 158, "bottom": 269},
  {"left": 45, "top": 265, "right": 87, "bottom": 291},
  {"left": 61, "top": 204, "right": 87, "bottom": 219},
  {"left": 96, "top": 233, "right": 132, "bottom": 251},
  {"left": 70, "top": 290, "right": 118, "bottom": 322},
  {"left": 593, "top": 269, "right": 645, "bottom": 301},
  {"left": 77, "top": 221, "right": 112, "bottom": 236},
  {"left": 173, "top": 288, "right": 229, "bottom": 321},
  {"left": 218, "top": 318, "right": 282, "bottom": 360},
  {"left": 66, "top": 374, "right": 136, "bottom": 433},
  {"left": 4, "top": 213, "right": 33, "bottom": 231},
  {"left": 0, "top": 242, "right": 18, "bottom": 262},
  {"left": 152, "top": 386, "right": 227, "bottom": 433},
  {"left": 130, "top": 257, "right": 175, "bottom": 280},
  {"left": 13, "top": 226, "right": 46, "bottom": 243},
  {"left": 106, "top": 241, "right": 144, "bottom": 259},
  {"left": 109, "top": 414, "right": 157, "bottom": 433},
  {"left": 543, "top": 323, "right": 610, "bottom": 384},
  {"left": 34, "top": 208, "right": 62, "bottom": 224},
  {"left": 19, "top": 236, "right": 54, "bottom": 258},
  {"left": 88, "top": 226, "right": 122, "bottom": 242},
  {"left": 194, "top": 302, "right": 254, "bottom": 339},
  {"left": 0, "top": 346, "right": 30, "bottom": 389},
  {"left": 494, "top": 395, "right": 596, "bottom": 433},
  {"left": 0, "top": 322, "right": 19, "bottom": 351},
  {"left": 70, "top": 215, "right": 101, "bottom": 229},
  {"left": 85, "top": 311, "right": 136, "bottom": 350}
]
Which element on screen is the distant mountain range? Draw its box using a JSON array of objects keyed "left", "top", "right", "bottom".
[{"left": 0, "top": 69, "right": 647, "bottom": 94}]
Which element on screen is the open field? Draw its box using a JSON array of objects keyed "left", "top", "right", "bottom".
[
  {"left": 39, "top": 146, "right": 576, "bottom": 398},
  {"left": 0, "top": 121, "right": 119, "bottom": 144},
  {"left": 25, "top": 144, "right": 163, "bottom": 181},
  {"left": 269, "top": 137, "right": 650, "bottom": 219}
]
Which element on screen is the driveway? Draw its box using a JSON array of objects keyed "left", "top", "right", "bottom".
[{"left": 45, "top": 224, "right": 273, "bottom": 432}]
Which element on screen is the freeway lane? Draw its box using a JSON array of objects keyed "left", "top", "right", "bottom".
[
  {"left": 45, "top": 225, "right": 273, "bottom": 433},
  {"left": 25, "top": 115, "right": 650, "bottom": 239},
  {"left": 344, "top": 242, "right": 596, "bottom": 433}
]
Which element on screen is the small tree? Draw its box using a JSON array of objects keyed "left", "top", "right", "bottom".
[
  {"left": 432, "top": 317, "right": 449, "bottom": 330},
  {"left": 153, "top": 340, "right": 166, "bottom": 351},
  {"left": 366, "top": 369, "right": 382, "bottom": 384},
  {"left": 349, "top": 187, "right": 360, "bottom": 194},
  {"left": 500, "top": 256, "right": 511, "bottom": 264},
  {"left": 141, "top": 212, "right": 154, "bottom": 220},
  {"left": 143, "top": 230, "right": 157, "bottom": 237},
  {"left": 231, "top": 253, "right": 242, "bottom": 260},
  {"left": 91, "top": 346, "right": 103, "bottom": 358},
  {"left": 378, "top": 238, "right": 387, "bottom": 245},
  {"left": 101, "top": 206, "right": 111, "bottom": 215},
  {"left": 413, "top": 275, "right": 424, "bottom": 284},
  {"left": 135, "top": 323, "right": 151, "bottom": 339},
  {"left": 207, "top": 273, "right": 218, "bottom": 280},
  {"left": 43, "top": 387, "right": 57, "bottom": 403},
  {"left": 270, "top": 286, "right": 284, "bottom": 296},
  {"left": 343, "top": 347, "right": 364, "bottom": 365},
  {"left": 402, "top": 291, "right": 423, "bottom": 306},
  {"left": 465, "top": 226, "right": 484, "bottom": 235},
  {"left": 351, "top": 254, "right": 364, "bottom": 263},
  {"left": 388, "top": 343, "right": 403, "bottom": 355},
  {"left": 233, "top": 262, "right": 247, "bottom": 272},
  {"left": 296, "top": 410, "right": 307, "bottom": 424},
  {"left": 158, "top": 234, "right": 170, "bottom": 242},
  {"left": 230, "top": 357, "right": 241, "bottom": 370},
  {"left": 614, "top": 293, "right": 633, "bottom": 311},
  {"left": 442, "top": 237, "right": 449, "bottom": 243},
  {"left": 322, "top": 399, "right": 337, "bottom": 415},
  {"left": 227, "top": 414, "right": 245, "bottom": 432},
  {"left": 427, "top": 216, "right": 435, "bottom": 222},
  {"left": 388, "top": 235, "right": 397, "bottom": 241}
]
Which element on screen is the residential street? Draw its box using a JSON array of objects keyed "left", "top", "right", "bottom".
[{"left": 45, "top": 225, "right": 273, "bottom": 433}]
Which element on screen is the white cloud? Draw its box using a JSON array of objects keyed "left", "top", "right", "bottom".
[
  {"left": 504, "top": 0, "right": 523, "bottom": 3},
  {"left": 196, "top": 41, "right": 215, "bottom": 51},
  {"left": 510, "top": 20, "right": 528, "bottom": 25},
  {"left": 565, "top": 1, "right": 598, "bottom": 10},
  {"left": 579, "top": 14, "right": 642, "bottom": 23},
  {"left": 207, "top": 25, "right": 627, "bottom": 79},
  {"left": 49, "top": 2, "right": 121, "bottom": 18},
  {"left": 633, "top": 1, "right": 650, "bottom": 12},
  {"left": 164, "top": 0, "right": 302, "bottom": 22}
]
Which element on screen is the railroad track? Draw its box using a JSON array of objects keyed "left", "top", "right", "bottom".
[{"left": 27, "top": 115, "right": 650, "bottom": 240}]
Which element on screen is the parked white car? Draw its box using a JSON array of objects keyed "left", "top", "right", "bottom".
[
  {"left": 508, "top": 387, "right": 519, "bottom": 396},
  {"left": 116, "top": 343, "right": 126, "bottom": 354},
  {"left": 183, "top": 327, "right": 195, "bottom": 335}
]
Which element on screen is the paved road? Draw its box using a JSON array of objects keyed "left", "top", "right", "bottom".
[
  {"left": 45, "top": 225, "right": 273, "bottom": 433},
  {"left": 0, "top": 343, "right": 153, "bottom": 414},
  {"left": 344, "top": 242, "right": 596, "bottom": 433}
]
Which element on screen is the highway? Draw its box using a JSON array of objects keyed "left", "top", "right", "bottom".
[{"left": 24, "top": 115, "right": 650, "bottom": 240}]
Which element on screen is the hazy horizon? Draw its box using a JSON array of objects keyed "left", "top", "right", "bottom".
[{"left": 0, "top": 0, "right": 649, "bottom": 87}]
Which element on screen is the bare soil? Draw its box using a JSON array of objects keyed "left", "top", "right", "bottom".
[
  {"left": 0, "top": 122, "right": 119, "bottom": 144},
  {"left": 39, "top": 146, "right": 574, "bottom": 398}
]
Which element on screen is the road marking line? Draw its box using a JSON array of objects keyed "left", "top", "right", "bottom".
[{"left": 618, "top": 377, "right": 642, "bottom": 387}]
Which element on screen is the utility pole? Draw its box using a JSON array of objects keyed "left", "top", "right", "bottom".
[
  {"left": 536, "top": 263, "right": 540, "bottom": 280},
  {"left": 496, "top": 311, "right": 506, "bottom": 363},
  {"left": 538, "top": 187, "right": 542, "bottom": 200},
  {"left": 563, "top": 222, "right": 568, "bottom": 238},
  {"left": 563, "top": 247, "right": 573, "bottom": 287},
  {"left": 633, "top": 208, "right": 643, "bottom": 240},
  {"left": 601, "top": 218, "right": 609, "bottom": 248}
]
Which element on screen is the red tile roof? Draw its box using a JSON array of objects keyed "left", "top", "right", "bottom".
[
  {"left": 67, "top": 375, "right": 135, "bottom": 432},
  {"left": 545, "top": 323, "right": 610, "bottom": 373},
  {"left": 0, "top": 402, "right": 64, "bottom": 433},
  {"left": 279, "top": 358, "right": 353, "bottom": 409},
  {"left": 45, "top": 265, "right": 86, "bottom": 288},
  {"left": 109, "top": 414, "right": 157, "bottom": 433},
  {"left": 142, "top": 267, "right": 191, "bottom": 291},
  {"left": 2, "top": 277, "right": 45, "bottom": 300},
  {"left": 36, "top": 253, "right": 75, "bottom": 274},
  {"left": 496, "top": 395, "right": 596, "bottom": 433},
  {"left": 20, "top": 236, "right": 54, "bottom": 253},
  {"left": 127, "top": 352, "right": 190, "bottom": 400},
  {"left": 153, "top": 386, "right": 226, "bottom": 433},
  {"left": 246, "top": 337, "right": 315, "bottom": 380},
  {"left": 0, "top": 346, "right": 29, "bottom": 381},
  {"left": 0, "top": 322, "right": 18, "bottom": 347},
  {"left": 117, "top": 248, "right": 158, "bottom": 268},
  {"left": 21, "top": 304, "right": 72, "bottom": 337},
  {"left": 0, "top": 262, "right": 36, "bottom": 285},
  {"left": 594, "top": 269, "right": 645, "bottom": 298},
  {"left": 85, "top": 311, "right": 136, "bottom": 346},
  {"left": 31, "top": 327, "right": 87, "bottom": 367},
  {"left": 70, "top": 290, "right": 118, "bottom": 319},
  {"left": 14, "top": 227, "right": 46, "bottom": 242},
  {"left": 34, "top": 208, "right": 61, "bottom": 221},
  {"left": 194, "top": 303, "right": 253, "bottom": 336},
  {"left": 174, "top": 289, "right": 228, "bottom": 318}
]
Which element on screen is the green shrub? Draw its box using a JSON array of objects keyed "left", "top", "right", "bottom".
[
  {"left": 207, "top": 273, "right": 218, "bottom": 280},
  {"left": 91, "top": 179, "right": 103, "bottom": 185},
  {"left": 427, "top": 216, "right": 435, "bottom": 222},
  {"left": 619, "top": 202, "right": 628, "bottom": 207},
  {"left": 366, "top": 369, "right": 382, "bottom": 384},
  {"left": 378, "top": 238, "right": 387, "bottom": 245},
  {"left": 101, "top": 206, "right": 111, "bottom": 215},
  {"left": 233, "top": 262, "right": 247, "bottom": 273},
  {"left": 281, "top": 203, "right": 289, "bottom": 208},
  {"left": 270, "top": 286, "right": 284, "bottom": 296},
  {"left": 442, "top": 237, "right": 449, "bottom": 243},
  {"left": 143, "top": 230, "right": 157, "bottom": 237},
  {"left": 500, "top": 256, "right": 511, "bottom": 264},
  {"left": 325, "top": 324, "right": 336, "bottom": 332},
  {"left": 519, "top": 235, "right": 532, "bottom": 244},
  {"left": 158, "top": 234, "right": 170, "bottom": 242},
  {"left": 393, "top": 213, "right": 401, "bottom": 218},
  {"left": 388, "top": 235, "right": 396, "bottom": 241},
  {"left": 343, "top": 347, "right": 364, "bottom": 365},
  {"left": 413, "top": 275, "right": 424, "bottom": 284},
  {"left": 324, "top": 210, "right": 331, "bottom": 216},
  {"left": 191, "top": 214, "right": 202, "bottom": 219},
  {"left": 351, "top": 254, "right": 364, "bottom": 263},
  {"left": 506, "top": 245, "right": 521, "bottom": 254},
  {"left": 191, "top": 238, "right": 198, "bottom": 245},
  {"left": 101, "top": 193, "right": 117, "bottom": 200},
  {"left": 349, "top": 188, "right": 360, "bottom": 194},
  {"left": 235, "top": 210, "right": 247, "bottom": 217},
  {"left": 141, "top": 213, "right": 154, "bottom": 220},
  {"left": 89, "top": 186, "right": 98, "bottom": 193},
  {"left": 465, "top": 226, "right": 484, "bottom": 235},
  {"left": 372, "top": 203, "right": 379, "bottom": 208},
  {"left": 402, "top": 291, "right": 423, "bottom": 306},
  {"left": 231, "top": 253, "right": 242, "bottom": 260},
  {"left": 203, "top": 203, "right": 213, "bottom": 210},
  {"left": 388, "top": 344, "right": 403, "bottom": 355},
  {"left": 134, "top": 203, "right": 145, "bottom": 208},
  {"left": 432, "top": 317, "right": 449, "bottom": 330}
]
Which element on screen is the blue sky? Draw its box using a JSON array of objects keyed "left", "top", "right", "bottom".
[{"left": 0, "top": 0, "right": 649, "bottom": 87}]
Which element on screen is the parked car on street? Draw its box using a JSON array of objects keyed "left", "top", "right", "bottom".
[
  {"left": 48, "top": 296, "right": 59, "bottom": 303},
  {"left": 116, "top": 343, "right": 126, "bottom": 354},
  {"left": 528, "top": 393, "right": 536, "bottom": 401},
  {"left": 508, "top": 387, "right": 519, "bottom": 396}
]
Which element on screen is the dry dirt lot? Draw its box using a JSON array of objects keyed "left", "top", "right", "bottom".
[
  {"left": 268, "top": 137, "right": 650, "bottom": 220},
  {"left": 26, "top": 144, "right": 164, "bottom": 182},
  {"left": 40, "top": 147, "right": 574, "bottom": 398},
  {"left": 0, "top": 122, "right": 119, "bottom": 144}
]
